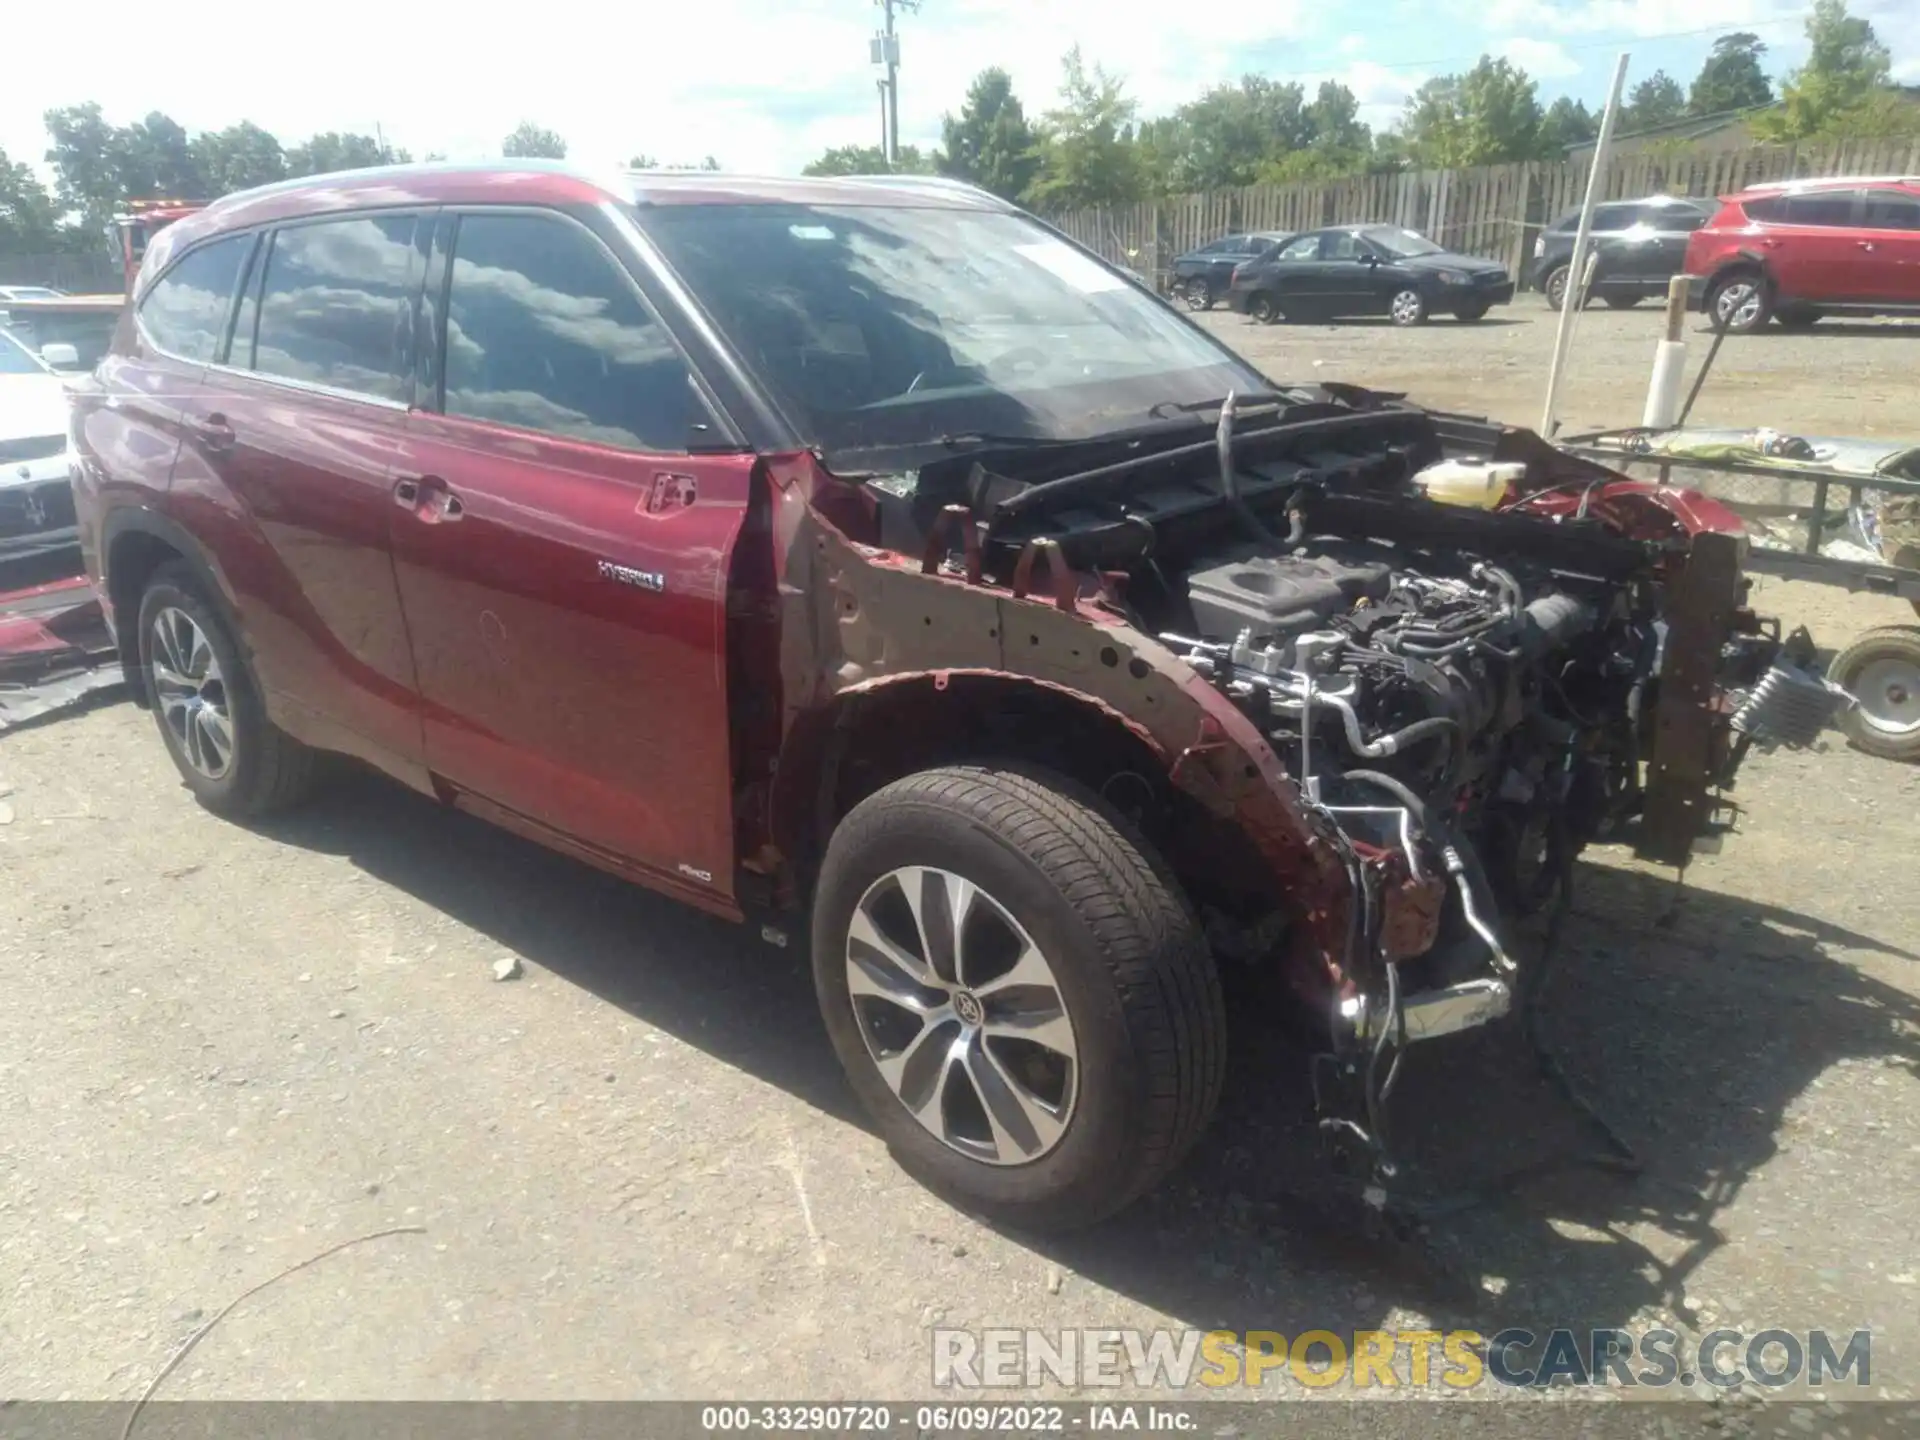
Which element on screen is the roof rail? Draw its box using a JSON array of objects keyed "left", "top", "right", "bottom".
[{"left": 1741, "top": 173, "right": 1920, "bottom": 192}]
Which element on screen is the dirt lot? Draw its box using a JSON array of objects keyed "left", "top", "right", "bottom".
[
  {"left": 4, "top": 311, "right": 1920, "bottom": 1411},
  {"left": 1195, "top": 303, "right": 1920, "bottom": 440}
]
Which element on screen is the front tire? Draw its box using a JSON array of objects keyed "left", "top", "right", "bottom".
[
  {"left": 1388, "top": 287, "right": 1428, "bottom": 326},
  {"left": 1453, "top": 301, "right": 1490, "bottom": 322},
  {"left": 1604, "top": 294, "right": 1641, "bottom": 310},
  {"left": 811, "top": 765, "right": 1226, "bottom": 1231},
  {"left": 136, "top": 562, "right": 318, "bottom": 817},
  {"left": 1830, "top": 626, "right": 1920, "bottom": 762},
  {"left": 1707, "top": 270, "right": 1770, "bottom": 333}
]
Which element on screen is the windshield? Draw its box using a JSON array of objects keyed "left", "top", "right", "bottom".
[
  {"left": 0, "top": 330, "right": 47, "bottom": 375},
  {"left": 639, "top": 203, "right": 1264, "bottom": 458},
  {"left": 1366, "top": 227, "right": 1445, "bottom": 259}
]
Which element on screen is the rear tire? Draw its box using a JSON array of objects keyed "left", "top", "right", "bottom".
[
  {"left": 136, "top": 562, "right": 318, "bottom": 818},
  {"left": 1248, "top": 293, "right": 1279, "bottom": 324},
  {"left": 1542, "top": 264, "right": 1572, "bottom": 311},
  {"left": 1184, "top": 279, "right": 1214, "bottom": 311},
  {"left": 1829, "top": 626, "right": 1920, "bottom": 763},
  {"left": 811, "top": 765, "right": 1226, "bottom": 1231}
]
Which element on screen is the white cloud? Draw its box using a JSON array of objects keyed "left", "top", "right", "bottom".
[
  {"left": 1338, "top": 33, "right": 1370, "bottom": 56},
  {"left": 1496, "top": 37, "right": 1583, "bottom": 78},
  {"left": 0, "top": 0, "right": 1313, "bottom": 181}
]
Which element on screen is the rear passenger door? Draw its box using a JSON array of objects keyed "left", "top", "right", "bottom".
[
  {"left": 166, "top": 213, "right": 430, "bottom": 776},
  {"left": 390, "top": 208, "right": 756, "bottom": 905},
  {"left": 1757, "top": 191, "right": 1860, "bottom": 301},
  {"left": 1855, "top": 189, "right": 1920, "bottom": 303}
]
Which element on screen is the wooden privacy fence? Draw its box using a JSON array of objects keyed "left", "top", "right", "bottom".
[{"left": 1045, "top": 137, "right": 1920, "bottom": 290}]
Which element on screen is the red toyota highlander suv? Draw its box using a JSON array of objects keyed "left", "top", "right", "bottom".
[
  {"left": 70, "top": 163, "right": 1812, "bottom": 1230},
  {"left": 1687, "top": 174, "right": 1920, "bottom": 332}
]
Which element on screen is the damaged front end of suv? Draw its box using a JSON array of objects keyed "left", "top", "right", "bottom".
[{"left": 748, "top": 382, "right": 1833, "bottom": 1207}]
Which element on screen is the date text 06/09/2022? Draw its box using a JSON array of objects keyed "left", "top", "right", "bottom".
[{"left": 698, "top": 1403, "right": 1197, "bottom": 1431}]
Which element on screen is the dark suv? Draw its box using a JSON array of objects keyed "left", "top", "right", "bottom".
[
  {"left": 1685, "top": 175, "right": 1920, "bottom": 332},
  {"left": 1528, "top": 195, "right": 1712, "bottom": 310},
  {"left": 1169, "top": 231, "right": 1292, "bottom": 310},
  {"left": 71, "top": 163, "right": 1796, "bottom": 1232}
]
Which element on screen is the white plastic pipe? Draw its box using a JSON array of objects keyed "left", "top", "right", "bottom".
[
  {"left": 1642, "top": 339, "right": 1688, "bottom": 428},
  {"left": 1539, "top": 53, "right": 1631, "bottom": 439}
]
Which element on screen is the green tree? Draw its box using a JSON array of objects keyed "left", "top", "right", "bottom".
[
  {"left": 502, "top": 122, "right": 568, "bottom": 159},
  {"left": 1621, "top": 71, "right": 1687, "bottom": 132},
  {"left": 936, "top": 68, "right": 1041, "bottom": 202},
  {"left": 1688, "top": 32, "right": 1773, "bottom": 115},
  {"left": 1159, "top": 76, "right": 1310, "bottom": 191},
  {"left": 286, "top": 132, "right": 404, "bottom": 176},
  {"left": 800, "top": 144, "right": 932, "bottom": 176},
  {"left": 1536, "top": 96, "right": 1598, "bottom": 153},
  {"left": 1397, "top": 56, "right": 1542, "bottom": 167},
  {"left": 192, "top": 122, "right": 288, "bottom": 195},
  {"left": 629, "top": 154, "right": 724, "bottom": 170},
  {"left": 1026, "top": 47, "right": 1146, "bottom": 210},
  {"left": 43, "top": 103, "right": 126, "bottom": 230},
  {"left": 1753, "top": 0, "right": 1918, "bottom": 140},
  {"left": 0, "top": 146, "right": 63, "bottom": 253}
]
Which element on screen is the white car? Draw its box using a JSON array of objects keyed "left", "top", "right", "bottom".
[
  {"left": 0, "top": 328, "right": 78, "bottom": 562},
  {"left": 0, "top": 285, "right": 68, "bottom": 302}
]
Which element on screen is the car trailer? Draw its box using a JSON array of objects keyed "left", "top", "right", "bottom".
[{"left": 1559, "top": 424, "right": 1920, "bottom": 762}]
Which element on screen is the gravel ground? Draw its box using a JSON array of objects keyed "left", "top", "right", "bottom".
[
  {"left": 3, "top": 312, "right": 1920, "bottom": 1410},
  {"left": 1195, "top": 303, "right": 1920, "bottom": 440}
]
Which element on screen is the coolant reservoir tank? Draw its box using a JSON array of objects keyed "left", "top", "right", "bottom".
[{"left": 1413, "top": 458, "right": 1528, "bottom": 510}]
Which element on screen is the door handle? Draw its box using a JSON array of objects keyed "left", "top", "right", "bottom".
[
  {"left": 189, "top": 413, "right": 235, "bottom": 451},
  {"left": 425, "top": 489, "right": 464, "bottom": 523}
]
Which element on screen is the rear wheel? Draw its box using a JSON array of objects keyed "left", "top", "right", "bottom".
[
  {"left": 811, "top": 765, "right": 1226, "bottom": 1231},
  {"left": 1542, "top": 264, "right": 1572, "bottom": 311},
  {"left": 1248, "top": 293, "right": 1280, "bottom": 324},
  {"left": 136, "top": 562, "right": 318, "bottom": 817},
  {"left": 1184, "top": 278, "right": 1214, "bottom": 311},
  {"left": 1830, "top": 626, "right": 1920, "bottom": 763},
  {"left": 1707, "top": 270, "right": 1770, "bottom": 333}
]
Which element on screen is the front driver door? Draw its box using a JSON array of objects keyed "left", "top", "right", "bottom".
[{"left": 390, "top": 207, "right": 755, "bottom": 907}]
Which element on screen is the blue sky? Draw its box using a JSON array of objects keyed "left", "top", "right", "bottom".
[{"left": 4, "top": 0, "right": 1917, "bottom": 181}]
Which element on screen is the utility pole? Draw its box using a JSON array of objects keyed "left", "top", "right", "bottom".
[{"left": 870, "top": 0, "right": 915, "bottom": 167}]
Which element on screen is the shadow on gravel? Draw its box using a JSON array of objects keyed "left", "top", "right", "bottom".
[{"left": 257, "top": 766, "right": 1920, "bottom": 1352}]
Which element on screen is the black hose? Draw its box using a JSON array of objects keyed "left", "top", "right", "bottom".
[{"left": 1361, "top": 714, "right": 1461, "bottom": 764}]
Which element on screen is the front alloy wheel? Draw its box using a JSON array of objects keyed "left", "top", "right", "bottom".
[
  {"left": 1389, "top": 287, "right": 1428, "bottom": 326},
  {"left": 847, "top": 865, "right": 1077, "bottom": 1165}
]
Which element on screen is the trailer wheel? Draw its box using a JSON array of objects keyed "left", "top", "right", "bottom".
[{"left": 1830, "top": 625, "right": 1920, "bottom": 763}]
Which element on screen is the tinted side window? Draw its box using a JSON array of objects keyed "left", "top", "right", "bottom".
[
  {"left": 1743, "top": 195, "right": 1786, "bottom": 221},
  {"left": 1587, "top": 205, "right": 1635, "bottom": 233},
  {"left": 1782, "top": 192, "right": 1856, "bottom": 227},
  {"left": 440, "top": 212, "right": 693, "bottom": 452},
  {"left": 140, "top": 235, "right": 250, "bottom": 363},
  {"left": 1862, "top": 190, "right": 1920, "bottom": 230},
  {"left": 1274, "top": 234, "right": 1320, "bottom": 262},
  {"left": 247, "top": 215, "right": 418, "bottom": 402}
]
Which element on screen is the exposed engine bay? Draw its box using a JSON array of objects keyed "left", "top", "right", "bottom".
[{"left": 842, "top": 385, "right": 1837, "bottom": 1121}]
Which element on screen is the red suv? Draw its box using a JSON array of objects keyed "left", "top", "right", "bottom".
[
  {"left": 71, "top": 163, "right": 1805, "bottom": 1230},
  {"left": 1686, "top": 175, "right": 1920, "bottom": 332}
]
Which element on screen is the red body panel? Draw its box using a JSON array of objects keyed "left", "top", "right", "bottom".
[
  {"left": 389, "top": 414, "right": 755, "bottom": 900},
  {"left": 170, "top": 372, "right": 424, "bottom": 773}
]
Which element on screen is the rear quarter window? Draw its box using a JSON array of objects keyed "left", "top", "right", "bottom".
[{"left": 139, "top": 234, "right": 251, "bottom": 363}]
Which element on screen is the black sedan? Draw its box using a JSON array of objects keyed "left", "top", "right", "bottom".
[
  {"left": 1226, "top": 225, "right": 1514, "bottom": 325},
  {"left": 1169, "top": 231, "right": 1294, "bottom": 311}
]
